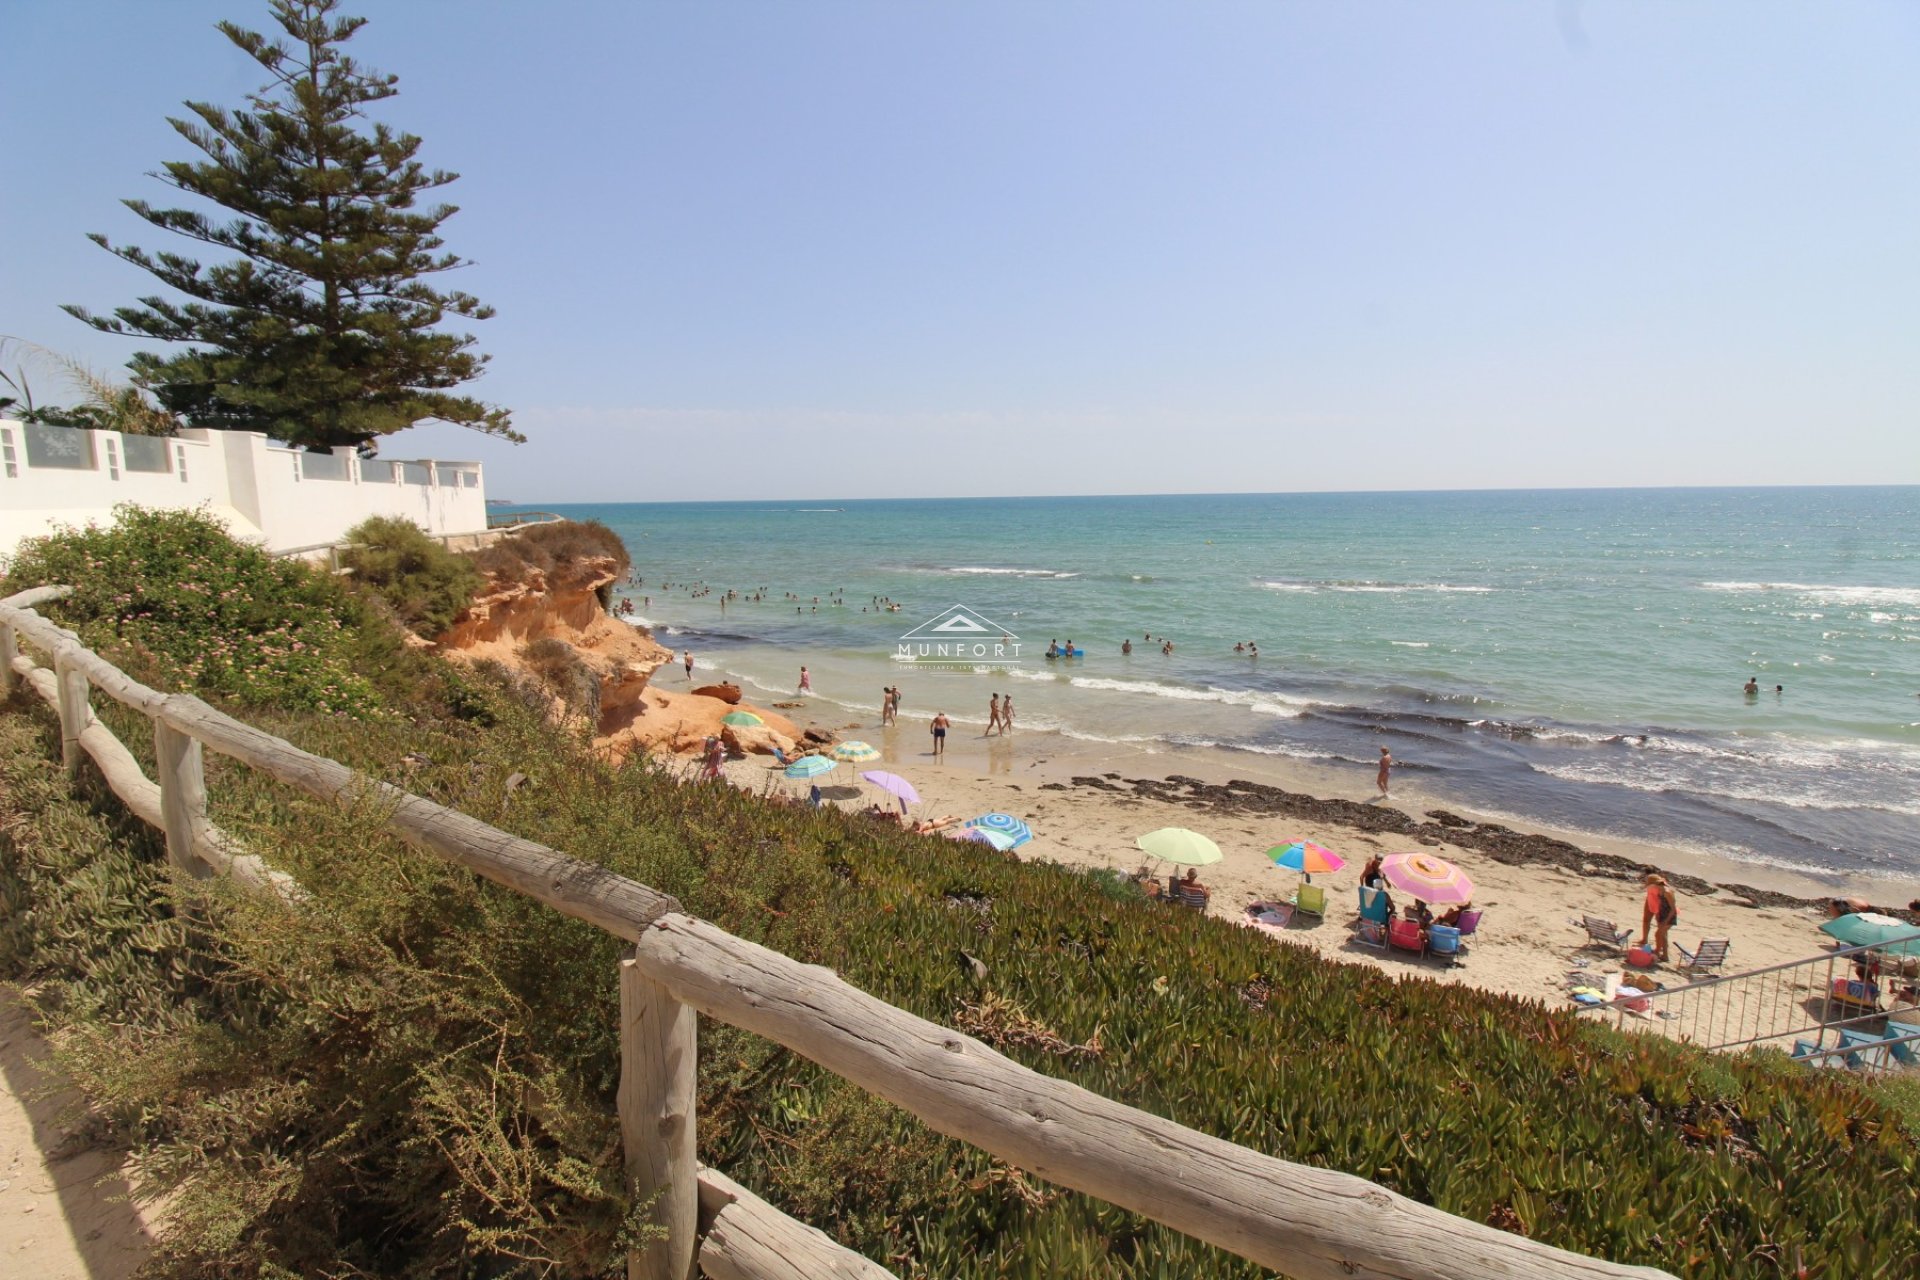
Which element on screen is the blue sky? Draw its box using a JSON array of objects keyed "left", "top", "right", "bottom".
[{"left": 4, "top": 1, "right": 1917, "bottom": 500}]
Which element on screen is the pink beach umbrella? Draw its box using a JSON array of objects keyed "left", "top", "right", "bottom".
[{"left": 1378, "top": 851, "right": 1475, "bottom": 906}]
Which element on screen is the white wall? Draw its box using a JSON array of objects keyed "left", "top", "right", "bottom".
[{"left": 0, "top": 421, "right": 489, "bottom": 563}]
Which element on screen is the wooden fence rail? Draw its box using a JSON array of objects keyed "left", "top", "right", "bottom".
[{"left": 0, "top": 589, "right": 1674, "bottom": 1280}]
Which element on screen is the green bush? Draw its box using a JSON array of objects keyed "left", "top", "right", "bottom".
[
  {"left": 339, "top": 515, "right": 483, "bottom": 636},
  {"left": 473, "top": 519, "right": 630, "bottom": 584},
  {"left": 2, "top": 505, "right": 384, "bottom": 716}
]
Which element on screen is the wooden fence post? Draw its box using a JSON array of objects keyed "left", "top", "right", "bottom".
[
  {"left": 0, "top": 621, "right": 16, "bottom": 697},
  {"left": 54, "top": 647, "right": 91, "bottom": 774},
  {"left": 618, "top": 953, "right": 697, "bottom": 1280},
  {"left": 154, "top": 719, "right": 211, "bottom": 878}
]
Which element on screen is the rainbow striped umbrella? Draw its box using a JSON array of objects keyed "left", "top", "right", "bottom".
[
  {"left": 1379, "top": 851, "right": 1475, "bottom": 906},
  {"left": 1266, "top": 840, "right": 1345, "bottom": 878}
]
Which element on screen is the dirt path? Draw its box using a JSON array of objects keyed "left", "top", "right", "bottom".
[{"left": 0, "top": 987, "right": 153, "bottom": 1276}]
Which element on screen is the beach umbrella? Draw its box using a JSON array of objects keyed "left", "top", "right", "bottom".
[
  {"left": 1135, "top": 827, "right": 1222, "bottom": 866},
  {"left": 949, "top": 826, "right": 1018, "bottom": 851},
  {"left": 860, "top": 770, "right": 920, "bottom": 812},
  {"left": 966, "top": 812, "right": 1034, "bottom": 848},
  {"left": 1266, "top": 840, "right": 1345, "bottom": 881},
  {"left": 1820, "top": 913, "right": 1920, "bottom": 957},
  {"left": 720, "top": 711, "right": 764, "bottom": 727},
  {"left": 831, "top": 740, "right": 882, "bottom": 763},
  {"left": 783, "top": 755, "right": 838, "bottom": 780},
  {"left": 1379, "top": 851, "right": 1475, "bottom": 905}
]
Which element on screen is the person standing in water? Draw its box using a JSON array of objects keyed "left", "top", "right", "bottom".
[
  {"left": 1377, "top": 747, "right": 1392, "bottom": 798},
  {"left": 1121, "top": 638, "right": 1132, "bottom": 655},
  {"left": 683, "top": 650, "right": 694, "bottom": 679},
  {"left": 798, "top": 665, "right": 812, "bottom": 694},
  {"left": 931, "top": 711, "right": 950, "bottom": 758}
]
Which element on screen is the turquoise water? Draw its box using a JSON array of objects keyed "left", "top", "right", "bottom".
[{"left": 514, "top": 489, "right": 1920, "bottom": 882}]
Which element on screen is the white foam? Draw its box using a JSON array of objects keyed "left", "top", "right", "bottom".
[
  {"left": 1701, "top": 582, "right": 1920, "bottom": 609},
  {"left": 1260, "top": 580, "right": 1494, "bottom": 595},
  {"left": 941, "top": 566, "right": 1078, "bottom": 578},
  {"left": 1067, "top": 675, "right": 1315, "bottom": 717},
  {"left": 1390, "top": 641, "right": 1431, "bottom": 649}
]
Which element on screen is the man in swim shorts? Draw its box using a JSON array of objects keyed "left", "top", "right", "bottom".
[{"left": 931, "top": 712, "right": 950, "bottom": 758}]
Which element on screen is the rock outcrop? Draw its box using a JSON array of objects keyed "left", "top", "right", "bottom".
[{"left": 433, "top": 545, "right": 797, "bottom": 762}]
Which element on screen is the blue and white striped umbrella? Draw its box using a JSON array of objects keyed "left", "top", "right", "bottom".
[
  {"left": 783, "top": 755, "right": 838, "bottom": 779},
  {"left": 966, "top": 812, "right": 1033, "bottom": 848}
]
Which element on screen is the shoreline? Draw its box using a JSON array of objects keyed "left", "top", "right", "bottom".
[{"left": 716, "top": 705, "right": 1919, "bottom": 1018}]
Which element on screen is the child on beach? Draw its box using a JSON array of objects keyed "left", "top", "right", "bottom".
[{"left": 799, "top": 666, "right": 812, "bottom": 693}]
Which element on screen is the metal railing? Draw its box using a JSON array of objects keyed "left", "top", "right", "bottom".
[{"left": 1579, "top": 936, "right": 1920, "bottom": 1075}]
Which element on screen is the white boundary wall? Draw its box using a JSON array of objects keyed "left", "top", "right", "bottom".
[{"left": 0, "top": 420, "right": 487, "bottom": 562}]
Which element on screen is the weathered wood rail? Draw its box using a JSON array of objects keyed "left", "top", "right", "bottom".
[{"left": 0, "top": 588, "right": 1675, "bottom": 1280}]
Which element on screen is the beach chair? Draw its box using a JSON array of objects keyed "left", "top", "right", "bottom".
[
  {"left": 1177, "top": 883, "right": 1210, "bottom": 910},
  {"left": 1837, "top": 1029, "right": 1896, "bottom": 1072},
  {"left": 1826, "top": 977, "right": 1880, "bottom": 1018},
  {"left": 1427, "top": 924, "right": 1463, "bottom": 967},
  {"left": 1356, "top": 886, "right": 1391, "bottom": 929},
  {"left": 1454, "top": 909, "right": 1483, "bottom": 940},
  {"left": 1580, "top": 916, "right": 1631, "bottom": 950},
  {"left": 1353, "top": 919, "right": 1388, "bottom": 949},
  {"left": 1290, "top": 883, "right": 1327, "bottom": 920},
  {"left": 1387, "top": 918, "right": 1425, "bottom": 956},
  {"left": 1674, "top": 938, "right": 1730, "bottom": 977},
  {"left": 1884, "top": 1017, "right": 1920, "bottom": 1066}
]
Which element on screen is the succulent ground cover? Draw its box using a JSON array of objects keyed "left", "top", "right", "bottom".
[{"left": 1, "top": 514, "right": 1914, "bottom": 1278}]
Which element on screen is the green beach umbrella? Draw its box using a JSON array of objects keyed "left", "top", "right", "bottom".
[
  {"left": 720, "top": 711, "right": 764, "bottom": 727},
  {"left": 1819, "top": 913, "right": 1920, "bottom": 957},
  {"left": 1135, "top": 827, "right": 1222, "bottom": 866}
]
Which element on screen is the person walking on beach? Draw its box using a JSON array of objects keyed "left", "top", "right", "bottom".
[
  {"left": 987, "top": 693, "right": 1003, "bottom": 735},
  {"left": 1376, "top": 747, "right": 1392, "bottom": 798},
  {"left": 798, "top": 666, "right": 812, "bottom": 694},
  {"left": 1640, "top": 873, "right": 1679, "bottom": 962},
  {"left": 931, "top": 712, "right": 950, "bottom": 758},
  {"left": 683, "top": 650, "right": 694, "bottom": 679},
  {"left": 880, "top": 686, "right": 896, "bottom": 725},
  {"left": 889, "top": 686, "right": 903, "bottom": 723},
  {"left": 702, "top": 736, "right": 724, "bottom": 782}
]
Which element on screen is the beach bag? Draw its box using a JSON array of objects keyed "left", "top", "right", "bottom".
[{"left": 1625, "top": 945, "right": 1658, "bottom": 969}]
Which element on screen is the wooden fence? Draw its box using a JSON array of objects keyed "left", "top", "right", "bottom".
[{"left": 0, "top": 587, "right": 1674, "bottom": 1280}]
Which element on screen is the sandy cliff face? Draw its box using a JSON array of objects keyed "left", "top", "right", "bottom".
[{"left": 434, "top": 552, "right": 797, "bottom": 761}]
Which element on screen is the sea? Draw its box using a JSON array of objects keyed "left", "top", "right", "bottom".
[{"left": 499, "top": 489, "right": 1920, "bottom": 889}]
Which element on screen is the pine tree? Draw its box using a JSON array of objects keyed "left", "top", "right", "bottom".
[{"left": 65, "top": 0, "right": 519, "bottom": 451}]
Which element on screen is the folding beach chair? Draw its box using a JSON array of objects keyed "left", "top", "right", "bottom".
[
  {"left": 1289, "top": 882, "right": 1327, "bottom": 920},
  {"left": 1387, "top": 918, "right": 1425, "bottom": 957},
  {"left": 1580, "top": 916, "right": 1631, "bottom": 950},
  {"left": 1177, "top": 883, "right": 1211, "bottom": 910},
  {"left": 1356, "top": 885, "right": 1391, "bottom": 929},
  {"left": 1426, "top": 924, "right": 1463, "bottom": 967},
  {"left": 1674, "top": 938, "right": 1730, "bottom": 977},
  {"left": 1826, "top": 977, "right": 1880, "bottom": 1018},
  {"left": 1454, "top": 909, "right": 1483, "bottom": 940}
]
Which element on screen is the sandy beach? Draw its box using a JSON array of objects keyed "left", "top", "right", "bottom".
[{"left": 716, "top": 709, "right": 1920, "bottom": 1023}]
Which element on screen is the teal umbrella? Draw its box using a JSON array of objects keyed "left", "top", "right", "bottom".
[
  {"left": 966, "top": 813, "right": 1033, "bottom": 847},
  {"left": 783, "top": 756, "right": 838, "bottom": 779},
  {"left": 1820, "top": 913, "right": 1920, "bottom": 957}
]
